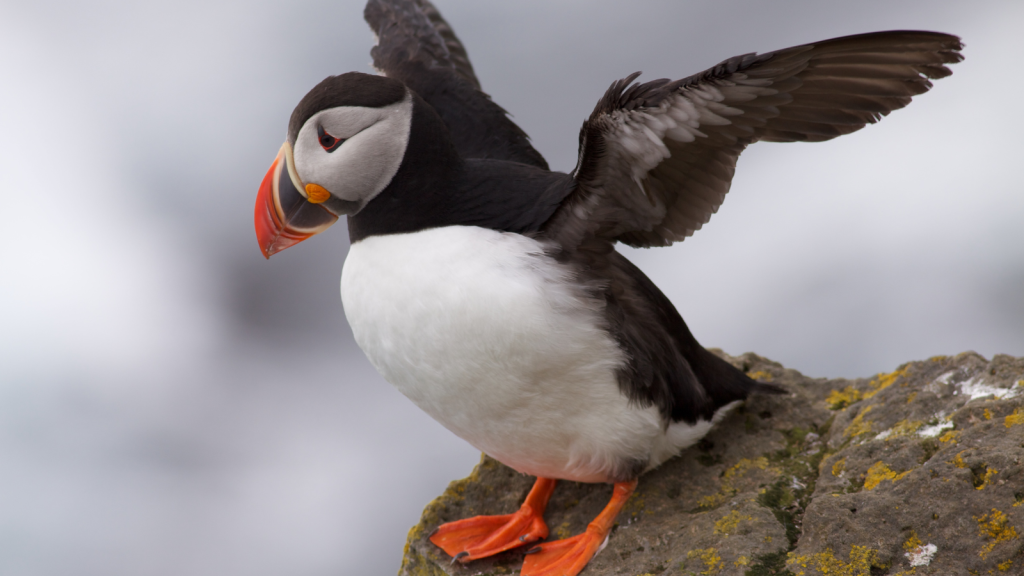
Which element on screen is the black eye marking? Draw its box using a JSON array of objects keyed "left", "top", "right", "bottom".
[{"left": 317, "top": 125, "right": 345, "bottom": 152}]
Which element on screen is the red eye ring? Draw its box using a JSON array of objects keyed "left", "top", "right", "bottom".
[{"left": 317, "top": 125, "right": 344, "bottom": 152}]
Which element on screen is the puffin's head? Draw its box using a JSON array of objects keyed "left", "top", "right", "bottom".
[{"left": 255, "top": 72, "right": 412, "bottom": 258}]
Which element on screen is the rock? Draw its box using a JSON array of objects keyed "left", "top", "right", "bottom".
[{"left": 399, "top": 352, "right": 1024, "bottom": 576}]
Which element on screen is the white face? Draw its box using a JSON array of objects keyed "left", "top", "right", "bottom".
[{"left": 292, "top": 92, "right": 413, "bottom": 211}]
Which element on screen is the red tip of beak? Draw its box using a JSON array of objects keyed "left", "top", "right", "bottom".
[{"left": 254, "top": 155, "right": 313, "bottom": 259}]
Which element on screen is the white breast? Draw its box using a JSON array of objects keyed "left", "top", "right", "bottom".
[{"left": 341, "top": 226, "right": 670, "bottom": 482}]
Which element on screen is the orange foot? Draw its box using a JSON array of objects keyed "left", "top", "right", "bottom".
[
  {"left": 521, "top": 479, "right": 637, "bottom": 576},
  {"left": 430, "top": 477, "right": 556, "bottom": 562}
]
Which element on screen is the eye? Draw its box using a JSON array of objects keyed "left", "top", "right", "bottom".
[{"left": 317, "top": 125, "right": 344, "bottom": 152}]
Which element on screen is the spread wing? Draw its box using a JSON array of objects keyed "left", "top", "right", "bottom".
[
  {"left": 364, "top": 0, "right": 549, "bottom": 169},
  {"left": 544, "top": 31, "right": 963, "bottom": 249}
]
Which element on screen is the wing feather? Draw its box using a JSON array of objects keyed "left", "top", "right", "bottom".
[
  {"left": 364, "top": 0, "right": 548, "bottom": 168},
  {"left": 545, "top": 30, "right": 962, "bottom": 248}
]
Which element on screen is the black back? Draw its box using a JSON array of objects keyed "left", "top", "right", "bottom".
[{"left": 347, "top": 92, "right": 573, "bottom": 243}]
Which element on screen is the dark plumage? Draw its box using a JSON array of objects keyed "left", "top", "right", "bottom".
[
  {"left": 350, "top": 4, "right": 966, "bottom": 427},
  {"left": 342, "top": 1, "right": 964, "bottom": 431},
  {"left": 255, "top": 3, "right": 961, "bottom": 574},
  {"left": 365, "top": 0, "right": 549, "bottom": 169},
  {"left": 288, "top": 73, "right": 407, "bottom": 145}
]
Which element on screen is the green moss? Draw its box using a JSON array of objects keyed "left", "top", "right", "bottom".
[
  {"left": 919, "top": 438, "right": 940, "bottom": 464},
  {"left": 745, "top": 550, "right": 796, "bottom": 576},
  {"left": 759, "top": 480, "right": 795, "bottom": 509},
  {"left": 697, "top": 453, "right": 723, "bottom": 467},
  {"left": 846, "top": 475, "right": 866, "bottom": 493},
  {"left": 758, "top": 480, "right": 799, "bottom": 547},
  {"left": 757, "top": 423, "right": 831, "bottom": 549},
  {"left": 769, "top": 426, "right": 827, "bottom": 482}
]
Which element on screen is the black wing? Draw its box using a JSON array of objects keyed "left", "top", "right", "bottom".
[
  {"left": 364, "top": 0, "right": 549, "bottom": 169},
  {"left": 544, "top": 31, "right": 963, "bottom": 249}
]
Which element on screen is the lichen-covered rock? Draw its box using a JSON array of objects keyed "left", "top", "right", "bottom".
[{"left": 399, "top": 352, "right": 1024, "bottom": 576}]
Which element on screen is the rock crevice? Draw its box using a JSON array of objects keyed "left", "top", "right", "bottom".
[{"left": 400, "top": 352, "right": 1024, "bottom": 576}]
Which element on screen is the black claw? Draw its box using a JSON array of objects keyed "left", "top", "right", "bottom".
[
  {"left": 451, "top": 551, "right": 470, "bottom": 565},
  {"left": 524, "top": 546, "right": 542, "bottom": 555},
  {"left": 428, "top": 527, "right": 439, "bottom": 538},
  {"left": 519, "top": 535, "right": 527, "bottom": 542}
]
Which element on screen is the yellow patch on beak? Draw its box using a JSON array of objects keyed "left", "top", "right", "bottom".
[{"left": 305, "top": 183, "right": 331, "bottom": 203}]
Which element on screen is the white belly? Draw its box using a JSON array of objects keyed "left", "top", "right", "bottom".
[{"left": 341, "top": 226, "right": 670, "bottom": 482}]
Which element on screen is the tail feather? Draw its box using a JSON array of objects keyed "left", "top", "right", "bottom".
[{"left": 687, "top": 345, "right": 786, "bottom": 420}]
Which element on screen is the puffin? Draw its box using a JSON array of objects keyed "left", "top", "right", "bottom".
[{"left": 254, "top": 1, "right": 962, "bottom": 574}]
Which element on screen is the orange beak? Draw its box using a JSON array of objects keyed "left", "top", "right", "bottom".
[{"left": 254, "top": 143, "right": 339, "bottom": 259}]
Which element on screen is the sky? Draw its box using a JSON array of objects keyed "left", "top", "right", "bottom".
[{"left": 1, "top": 1, "right": 1021, "bottom": 575}]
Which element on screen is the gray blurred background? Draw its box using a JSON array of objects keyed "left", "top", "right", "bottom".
[{"left": 1, "top": 1, "right": 1021, "bottom": 574}]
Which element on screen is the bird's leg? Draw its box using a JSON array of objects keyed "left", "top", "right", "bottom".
[
  {"left": 520, "top": 479, "right": 637, "bottom": 576},
  {"left": 430, "top": 476, "right": 556, "bottom": 562}
]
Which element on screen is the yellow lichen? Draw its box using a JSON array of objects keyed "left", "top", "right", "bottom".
[
  {"left": 698, "top": 457, "right": 771, "bottom": 509},
  {"left": 929, "top": 355, "right": 948, "bottom": 362},
  {"left": 747, "top": 370, "right": 773, "bottom": 382},
  {"left": 864, "top": 461, "right": 911, "bottom": 490},
  {"left": 975, "top": 509, "right": 1019, "bottom": 558},
  {"left": 904, "top": 531, "right": 923, "bottom": 551},
  {"left": 844, "top": 405, "right": 875, "bottom": 438},
  {"left": 1005, "top": 408, "right": 1024, "bottom": 428},
  {"left": 939, "top": 430, "right": 961, "bottom": 444},
  {"left": 734, "top": 556, "right": 749, "bottom": 567},
  {"left": 997, "top": 560, "right": 1013, "bottom": 572},
  {"left": 976, "top": 468, "right": 998, "bottom": 490},
  {"left": 949, "top": 451, "right": 969, "bottom": 469},
  {"left": 713, "top": 509, "right": 752, "bottom": 535},
  {"left": 832, "top": 458, "right": 846, "bottom": 477},
  {"left": 886, "top": 419, "right": 924, "bottom": 439},
  {"left": 788, "top": 545, "right": 883, "bottom": 576},
  {"left": 554, "top": 521, "right": 572, "bottom": 540},
  {"left": 906, "top": 391, "right": 918, "bottom": 404},
  {"left": 827, "top": 386, "right": 863, "bottom": 410},
  {"left": 864, "top": 366, "right": 911, "bottom": 399},
  {"left": 625, "top": 490, "right": 646, "bottom": 516},
  {"left": 983, "top": 408, "right": 993, "bottom": 420},
  {"left": 685, "top": 548, "right": 724, "bottom": 575}
]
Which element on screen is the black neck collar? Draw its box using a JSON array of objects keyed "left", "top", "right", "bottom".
[{"left": 347, "top": 92, "right": 462, "bottom": 243}]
